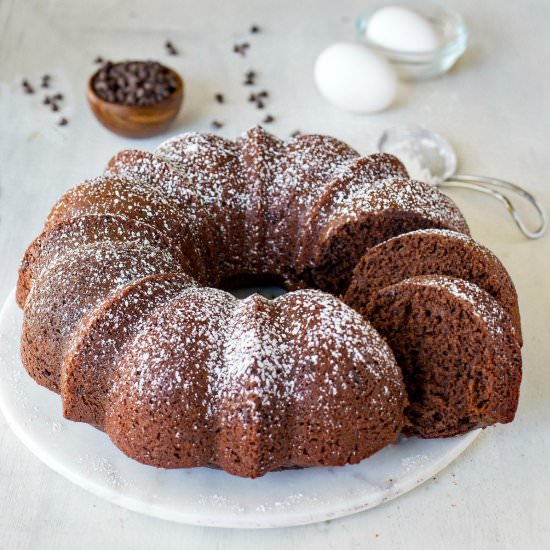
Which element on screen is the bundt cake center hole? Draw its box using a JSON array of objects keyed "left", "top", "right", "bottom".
[{"left": 220, "top": 273, "right": 289, "bottom": 299}]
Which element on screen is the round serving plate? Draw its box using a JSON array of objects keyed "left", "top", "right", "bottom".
[{"left": 0, "top": 289, "right": 479, "bottom": 528}]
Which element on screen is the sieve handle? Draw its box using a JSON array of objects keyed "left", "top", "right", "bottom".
[{"left": 437, "top": 175, "right": 547, "bottom": 240}]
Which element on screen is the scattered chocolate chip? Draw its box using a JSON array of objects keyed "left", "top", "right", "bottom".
[
  {"left": 211, "top": 120, "right": 223, "bottom": 129},
  {"left": 22, "top": 79, "right": 35, "bottom": 94},
  {"left": 165, "top": 40, "right": 178, "bottom": 55},
  {"left": 53, "top": 93, "right": 63, "bottom": 101},
  {"left": 255, "top": 99, "right": 265, "bottom": 109},
  {"left": 43, "top": 96, "right": 51, "bottom": 105},
  {"left": 263, "top": 114, "right": 274, "bottom": 123},
  {"left": 94, "top": 56, "right": 105, "bottom": 64},
  {"left": 41, "top": 74, "right": 51, "bottom": 88},
  {"left": 257, "top": 90, "right": 269, "bottom": 98},
  {"left": 244, "top": 70, "right": 257, "bottom": 86},
  {"left": 248, "top": 93, "right": 257, "bottom": 102},
  {"left": 58, "top": 117, "right": 68, "bottom": 126},
  {"left": 233, "top": 42, "right": 251, "bottom": 56},
  {"left": 250, "top": 25, "right": 260, "bottom": 33},
  {"left": 214, "top": 93, "right": 224, "bottom": 104},
  {"left": 51, "top": 102, "right": 59, "bottom": 112},
  {"left": 92, "top": 60, "right": 178, "bottom": 106},
  {"left": 290, "top": 130, "right": 301, "bottom": 138}
]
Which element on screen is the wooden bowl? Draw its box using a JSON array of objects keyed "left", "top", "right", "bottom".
[{"left": 87, "top": 65, "right": 184, "bottom": 138}]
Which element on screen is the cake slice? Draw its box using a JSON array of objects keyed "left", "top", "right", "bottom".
[
  {"left": 296, "top": 152, "right": 408, "bottom": 272},
  {"left": 344, "top": 229, "right": 522, "bottom": 344},
  {"left": 299, "top": 177, "right": 470, "bottom": 294},
  {"left": 365, "top": 276, "right": 522, "bottom": 438}
]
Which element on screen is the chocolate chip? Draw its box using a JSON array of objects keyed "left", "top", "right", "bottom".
[
  {"left": 51, "top": 102, "right": 59, "bottom": 112},
  {"left": 94, "top": 56, "right": 105, "bottom": 64},
  {"left": 53, "top": 93, "right": 63, "bottom": 101},
  {"left": 233, "top": 42, "right": 250, "bottom": 56},
  {"left": 250, "top": 25, "right": 260, "bottom": 33},
  {"left": 263, "top": 114, "right": 274, "bottom": 123},
  {"left": 43, "top": 96, "right": 51, "bottom": 105},
  {"left": 214, "top": 93, "right": 224, "bottom": 104},
  {"left": 255, "top": 99, "right": 264, "bottom": 109},
  {"left": 92, "top": 61, "right": 178, "bottom": 106},
  {"left": 22, "top": 79, "right": 34, "bottom": 94},
  {"left": 58, "top": 117, "right": 68, "bottom": 126},
  {"left": 41, "top": 74, "right": 51, "bottom": 88},
  {"left": 248, "top": 93, "right": 257, "bottom": 102},
  {"left": 165, "top": 40, "right": 178, "bottom": 55},
  {"left": 244, "top": 70, "right": 257, "bottom": 86},
  {"left": 290, "top": 130, "right": 301, "bottom": 138},
  {"left": 257, "top": 90, "right": 269, "bottom": 98},
  {"left": 211, "top": 120, "right": 223, "bottom": 129}
]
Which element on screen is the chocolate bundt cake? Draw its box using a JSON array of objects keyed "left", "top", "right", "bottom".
[{"left": 18, "top": 126, "right": 522, "bottom": 478}]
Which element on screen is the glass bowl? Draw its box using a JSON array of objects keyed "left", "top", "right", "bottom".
[{"left": 356, "top": 1, "right": 468, "bottom": 80}]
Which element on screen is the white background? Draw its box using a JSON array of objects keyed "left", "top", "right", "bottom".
[{"left": 1, "top": 0, "right": 549, "bottom": 548}]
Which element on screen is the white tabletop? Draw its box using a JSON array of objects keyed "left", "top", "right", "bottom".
[{"left": 1, "top": 0, "right": 549, "bottom": 548}]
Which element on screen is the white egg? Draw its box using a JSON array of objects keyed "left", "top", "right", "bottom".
[
  {"left": 314, "top": 42, "right": 397, "bottom": 114},
  {"left": 366, "top": 6, "right": 440, "bottom": 53}
]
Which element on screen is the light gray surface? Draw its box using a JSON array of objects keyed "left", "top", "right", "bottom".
[{"left": 0, "top": 0, "right": 549, "bottom": 548}]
